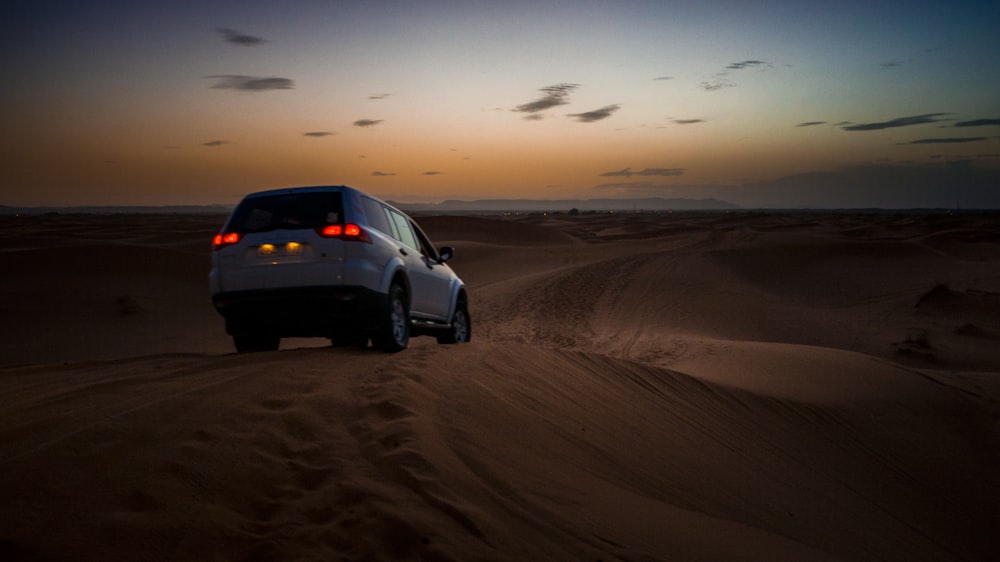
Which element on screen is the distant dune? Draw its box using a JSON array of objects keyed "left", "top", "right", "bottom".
[
  {"left": 1, "top": 211, "right": 998, "bottom": 560},
  {"left": 0, "top": 204, "right": 235, "bottom": 215}
]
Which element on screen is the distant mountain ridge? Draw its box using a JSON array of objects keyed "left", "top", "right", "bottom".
[{"left": 393, "top": 197, "right": 738, "bottom": 213}]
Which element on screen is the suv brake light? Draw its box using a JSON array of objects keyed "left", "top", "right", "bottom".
[
  {"left": 318, "top": 223, "right": 370, "bottom": 243},
  {"left": 213, "top": 232, "right": 240, "bottom": 249}
]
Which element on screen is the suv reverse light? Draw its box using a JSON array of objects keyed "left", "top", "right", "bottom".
[{"left": 213, "top": 232, "right": 240, "bottom": 249}]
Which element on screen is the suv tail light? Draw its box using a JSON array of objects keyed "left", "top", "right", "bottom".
[
  {"left": 318, "top": 223, "right": 371, "bottom": 243},
  {"left": 213, "top": 232, "right": 240, "bottom": 249}
]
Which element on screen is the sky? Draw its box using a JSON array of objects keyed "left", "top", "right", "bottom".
[{"left": 2, "top": 0, "right": 999, "bottom": 208}]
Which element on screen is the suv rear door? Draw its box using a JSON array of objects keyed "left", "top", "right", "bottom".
[
  {"left": 215, "top": 190, "right": 346, "bottom": 292},
  {"left": 385, "top": 208, "right": 452, "bottom": 320}
]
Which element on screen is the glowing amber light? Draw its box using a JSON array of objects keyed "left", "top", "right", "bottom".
[
  {"left": 258, "top": 243, "right": 276, "bottom": 256},
  {"left": 286, "top": 242, "right": 303, "bottom": 255}
]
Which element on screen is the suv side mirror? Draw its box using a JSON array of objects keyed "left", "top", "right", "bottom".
[{"left": 438, "top": 246, "right": 454, "bottom": 262}]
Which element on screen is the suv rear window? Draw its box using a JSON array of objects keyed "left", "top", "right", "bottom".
[{"left": 229, "top": 192, "right": 343, "bottom": 233}]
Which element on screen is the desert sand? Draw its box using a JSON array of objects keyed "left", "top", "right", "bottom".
[{"left": 1, "top": 210, "right": 998, "bottom": 561}]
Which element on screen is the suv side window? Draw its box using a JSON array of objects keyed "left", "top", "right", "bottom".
[
  {"left": 411, "top": 221, "right": 440, "bottom": 261},
  {"left": 388, "top": 209, "right": 419, "bottom": 250},
  {"left": 361, "top": 197, "right": 392, "bottom": 235}
]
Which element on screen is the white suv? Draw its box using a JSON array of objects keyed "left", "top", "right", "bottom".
[{"left": 209, "top": 186, "right": 470, "bottom": 353}]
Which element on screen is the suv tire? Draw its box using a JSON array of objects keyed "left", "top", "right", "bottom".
[
  {"left": 438, "top": 298, "right": 471, "bottom": 344},
  {"left": 373, "top": 283, "right": 409, "bottom": 352}
]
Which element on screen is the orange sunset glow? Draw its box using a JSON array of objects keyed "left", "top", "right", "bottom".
[{"left": 2, "top": 0, "right": 998, "bottom": 208}]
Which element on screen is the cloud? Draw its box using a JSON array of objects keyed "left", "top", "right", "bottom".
[
  {"left": 368, "top": 94, "right": 391, "bottom": 100},
  {"left": 796, "top": 121, "right": 827, "bottom": 127},
  {"left": 725, "top": 60, "right": 771, "bottom": 70},
  {"left": 353, "top": 119, "right": 384, "bottom": 127},
  {"left": 207, "top": 75, "right": 293, "bottom": 91},
  {"left": 955, "top": 118, "right": 1000, "bottom": 127},
  {"left": 880, "top": 58, "right": 907, "bottom": 68},
  {"left": 599, "top": 167, "right": 685, "bottom": 177},
  {"left": 842, "top": 113, "right": 949, "bottom": 131},
  {"left": 653, "top": 76, "right": 673, "bottom": 81},
  {"left": 217, "top": 28, "right": 266, "bottom": 46},
  {"left": 568, "top": 104, "right": 620, "bottom": 123},
  {"left": 513, "top": 83, "right": 580, "bottom": 115},
  {"left": 371, "top": 171, "right": 395, "bottom": 176},
  {"left": 202, "top": 140, "right": 230, "bottom": 147},
  {"left": 673, "top": 118, "right": 704, "bottom": 125},
  {"left": 637, "top": 168, "right": 685, "bottom": 176},
  {"left": 422, "top": 171, "right": 443, "bottom": 176},
  {"left": 905, "top": 137, "right": 986, "bottom": 144},
  {"left": 600, "top": 168, "right": 634, "bottom": 177},
  {"left": 700, "top": 60, "right": 773, "bottom": 91},
  {"left": 699, "top": 78, "right": 734, "bottom": 91},
  {"left": 303, "top": 131, "right": 333, "bottom": 137}
]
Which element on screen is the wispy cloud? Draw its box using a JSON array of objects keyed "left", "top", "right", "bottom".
[
  {"left": 638, "top": 168, "right": 686, "bottom": 176},
  {"left": 371, "top": 171, "right": 395, "bottom": 176},
  {"left": 653, "top": 76, "right": 673, "bottom": 81},
  {"left": 726, "top": 60, "right": 771, "bottom": 70},
  {"left": 600, "top": 168, "right": 633, "bottom": 177},
  {"left": 673, "top": 118, "right": 704, "bottom": 125},
  {"left": 568, "top": 104, "right": 620, "bottom": 123},
  {"left": 796, "top": 121, "right": 827, "bottom": 127},
  {"left": 207, "top": 75, "right": 293, "bottom": 91},
  {"left": 368, "top": 93, "right": 391, "bottom": 100},
  {"left": 353, "top": 119, "right": 384, "bottom": 127},
  {"left": 513, "top": 83, "right": 580, "bottom": 116},
  {"left": 842, "top": 113, "right": 949, "bottom": 131},
  {"left": 422, "top": 171, "right": 443, "bottom": 176},
  {"left": 699, "top": 59, "right": 772, "bottom": 92},
  {"left": 904, "top": 137, "right": 986, "bottom": 144},
  {"left": 202, "top": 140, "right": 230, "bottom": 147},
  {"left": 599, "top": 167, "right": 685, "bottom": 177},
  {"left": 880, "top": 58, "right": 908, "bottom": 68},
  {"left": 303, "top": 131, "right": 333, "bottom": 137},
  {"left": 217, "top": 28, "right": 266, "bottom": 46},
  {"left": 699, "top": 78, "right": 734, "bottom": 91},
  {"left": 955, "top": 118, "right": 1000, "bottom": 127}
]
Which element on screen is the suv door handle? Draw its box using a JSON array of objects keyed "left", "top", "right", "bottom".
[{"left": 399, "top": 247, "right": 408, "bottom": 256}]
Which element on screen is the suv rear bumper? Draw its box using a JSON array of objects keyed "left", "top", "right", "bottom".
[{"left": 212, "top": 286, "right": 386, "bottom": 337}]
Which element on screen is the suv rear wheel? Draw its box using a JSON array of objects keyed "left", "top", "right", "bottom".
[
  {"left": 438, "top": 298, "right": 471, "bottom": 344},
  {"left": 373, "top": 283, "right": 409, "bottom": 352}
]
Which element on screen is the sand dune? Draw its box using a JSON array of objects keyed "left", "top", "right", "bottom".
[{"left": 1, "top": 211, "right": 999, "bottom": 560}]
